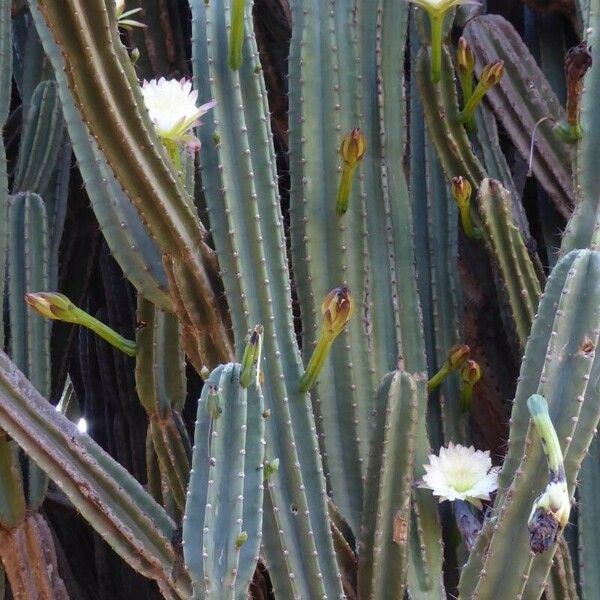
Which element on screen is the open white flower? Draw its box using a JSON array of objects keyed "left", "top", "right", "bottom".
[
  {"left": 419, "top": 442, "right": 499, "bottom": 509},
  {"left": 141, "top": 78, "right": 215, "bottom": 149}
]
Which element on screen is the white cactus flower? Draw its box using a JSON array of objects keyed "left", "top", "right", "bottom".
[
  {"left": 419, "top": 442, "right": 499, "bottom": 508},
  {"left": 141, "top": 78, "right": 216, "bottom": 148}
]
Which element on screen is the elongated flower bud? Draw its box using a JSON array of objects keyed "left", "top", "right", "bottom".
[
  {"left": 480, "top": 60, "right": 504, "bottom": 89},
  {"left": 451, "top": 177, "right": 481, "bottom": 239},
  {"left": 340, "top": 128, "right": 366, "bottom": 168},
  {"left": 458, "top": 61, "right": 504, "bottom": 128},
  {"left": 25, "top": 292, "right": 137, "bottom": 357},
  {"left": 25, "top": 292, "right": 79, "bottom": 323},
  {"left": 240, "top": 324, "right": 264, "bottom": 388},
  {"left": 459, "top": 359, "right": 481, "bottom": 412},
  {"left": 299, "top": 288, "right": 354, "bottom": 392},
  {"left": 457, "top": 37, "right": 475, "bottom": 78},
  {"left": 557, "top": 42, "right": 593, "bottom": 142},
  {"left": 322, "top": 287, "right": 354, "bottom": 336}
]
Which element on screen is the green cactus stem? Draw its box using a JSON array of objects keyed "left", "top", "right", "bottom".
[
  {"left": 25, "top": 292, "right": 137, "bottom": 357},
  {"left": 299, "top": 287, "right": 354, "bottom": 392},
  {"left": 229, "top": 0, "right": 245, "bottom": 69},
  {"left": 427, "top": 343, "right": 469, "bottom": 392},
  {"left": 458, "top": 60, "right": 504, "bottom": 125},
  {"left": 0, "top": 350, "right": 191, "bottom": 597}
]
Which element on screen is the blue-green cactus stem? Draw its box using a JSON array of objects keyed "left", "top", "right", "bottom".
[
  {"left": 13, "top": 80, "right": 65, "bottom": 195},
  {"left": 192, "top": 0, "right": 347, "bottom": 593},
  {"left": 358, "top": 370, "right": 419, "bottom": 599},
  {"left": 183, "top": 364, "right": 265, "bottom": 599},
  {"left": 459, "top": 249, "right": 600, "bottom": 598},
  {"left": 0, "top": 350, "right": 191, "bottom": 597},
  {"left": 28, "top": 1, "right": 173, "bottom": 311},
  {"left": 463, "top": 14, "right": 574, "bottom": 218}
]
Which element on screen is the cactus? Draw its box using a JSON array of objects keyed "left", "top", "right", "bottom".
[
  {"left": 0, "top": 0, "right": 599, "bottom": 598},
  {"left": 183, "top": 363, "right": 265, "bottom": 599}
]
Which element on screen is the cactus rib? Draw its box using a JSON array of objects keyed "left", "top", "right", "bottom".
[{"left": 0, "top": 350, "right": 191, "bottom": 597}]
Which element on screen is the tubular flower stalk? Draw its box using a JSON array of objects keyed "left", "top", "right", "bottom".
[
  {"left": 25, "top": 292, "right": 137, "bottom": 357},
  {"left": 428, "top": 343, "right": 470, "bottom": 392},
  {"left": 526, "top": 394, "right": 570, "bottom": 553},
  {"left": 458, "top": 61, "right": 504, "bottom": 126},
  {"left": 299, "top": 287, "right": 354, "bottom": 391},
  {"left": 336, "top": 128, "right": 366, "bottom": 214},
  {"left": 451, "top": 176, "right": 482, "bottom": 240},
  {"left": 406, "top": 0, "right": 480, "bottom": 83}
]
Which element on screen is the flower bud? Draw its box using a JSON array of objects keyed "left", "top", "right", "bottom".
[
  {"left": 457, "top": 37, "right": 475, "bottom": 77},
  {"left": 264, "top": 458, "right": 280, "bottom": 481},
  {"left": 447, "top": 344, "right": 470, "bottom": 370},
  {"left": 206, "top": 384, "right": 222, "bottom": 419},
  {"left": 240, "top": 324, "right": 263, "bottom": 388},
  {"left": 235, "top": 531, "right": 248, "bottom": 548},
  {"left": 25, "top": 292, "right": 79, "bottom": 323},
  {"left": 340, "top": 128, "right": 366, "bottom": 168},
  {"left": 322, "top": 287, "right": 354, "bottom": 337},
  {"left": 451, "top": 176, "right": 472, "bottom": 208},
  {"left": 461, "top": 359, "right": 481, "bottom": 387},
  {"left": 480, "top": 61, "right": 504, "bottom": 90}
]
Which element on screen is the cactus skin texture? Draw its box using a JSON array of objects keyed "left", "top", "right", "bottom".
[
  {"left": 136, "top": 297, "right": 191, "bottom": 513},
  {"left": 0, "top": 0, "right": 598, "bottom": 597},
  {"left": 34, "top": 0, "right": 234, "bottom": 370},
  {"left": 463, "top": 14, "right": 574, "bottom": 218},
  {"left": 357, "top": 371, "right": 418, "bottom": 600},
  {"left": 191, "top": 0, "right": 345, "bottom": 596},
  {"left": 0, "top": 348, "right": 192, "bottom": 598},
  {"left": 459, "top": 249, "right": 600, "bottom": 599},
  {"left": 477, "top": 179, "right": 542, "bottom": 350},
  {"left": 7, "top": 192, "right": 51, "bottom": 509},
  {"left": 182, "top": 363, "right": 265, "bottom": 600}
]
